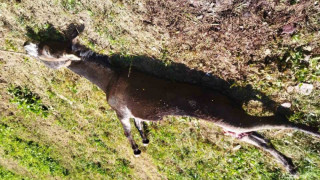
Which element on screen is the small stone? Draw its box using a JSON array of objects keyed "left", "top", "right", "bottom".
[
  {"left": 265, "top": 49, "right": 271, "bottom": 55},
  {"left": 282, "top": 24, "right": 296, "bottom": 34},
  {"left": 287, "top": 86, "right": 294, "bottom": 93},
  {"left": 295, "top": 83, "right": 313, "bottom": 95},
  {"left": 243, "top": 11, "right": 251, "bottom": 17},
  {"left": 151, "top": 47, "right": 159, "bottom": 52},
  {"left": 232, "top": 145, "right": 241, "bottom": 151},
  {"left": 197, "top": 15, "right": 203, "bottom": 19},
  {"left": 281, "top": 103, "right": 291, "bottom": 108},
  {"left": 303, "top": 46, "right": 312, "bottom": 51},
  {"left": 304, "top": 55, "right": 311, "bottom": 62}
]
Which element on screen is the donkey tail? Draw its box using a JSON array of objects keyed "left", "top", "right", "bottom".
[{"left": 286, "top": 123, "right": 320, "bottom": 138}]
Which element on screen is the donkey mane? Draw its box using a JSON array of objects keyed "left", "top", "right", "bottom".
[{"left": 72, "top": 43, "right": 112, "bottom": 68}]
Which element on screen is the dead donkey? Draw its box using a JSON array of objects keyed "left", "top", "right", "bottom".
[{"left": 24, "top": 36, "right": 320, "bottom": 175}]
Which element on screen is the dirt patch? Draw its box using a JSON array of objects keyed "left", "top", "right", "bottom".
[{"left": 144, "top": 0, "right": 319, "bottom": 80}]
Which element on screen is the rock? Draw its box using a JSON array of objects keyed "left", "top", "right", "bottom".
[
  {"left": 295, "top": 83, "right": 313, "bottom": 95},
  {"left": 265, "top": 49, "right": 271, "bottom": 55},
  {"left": 197, "top": 15, "right": 203, "bottom": 19},
  {"left": 282, "top": 24, "right": 296, "bottom": 34},
  {"left": 281, "top": 102, "right": 291, "bottom": 108},
  {"left": 303, "top": 55, "right": 311, "bottom": 62},
  {"left": 232, "top": 145, "right": 241, "bottom": 151},
  {"left": 303, "top": 46, "right": 312, "bottom": 51},
  {"left": 287, "top": 86, "right": 294, "bottom": 93}
]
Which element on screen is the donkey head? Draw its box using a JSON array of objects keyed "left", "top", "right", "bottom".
[
  {"left": 24, "top": 39, "right": 81, "bottom": 69},
  {"left": 24, "top": 24, "right": 86, "bottom": 69}
]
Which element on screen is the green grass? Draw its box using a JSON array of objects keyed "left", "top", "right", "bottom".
[
  {"left": 1, "top": 81, "right": 319, "bottom": 179},
  {"left": 146, "top": 118, "right": 293, "bottom": 180},
  {"left": 2, "top": 83, "right": 136, "bottom": 179},
  {"left": 0, "top": 166, "right": 26, "bottom": 180},
  {"left": 278, "top": 47, "right": 320, "bottom": 83},
  {"left": 0, "top": 123, "right": 67, "bottom": 178}
]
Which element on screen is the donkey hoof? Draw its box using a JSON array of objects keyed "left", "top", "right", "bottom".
[
  {"left": 143, "top": 139, "right": 149, "bottom": 146},
  {"left": 134, "top": 149, "right": 141, "bottom": 157}
]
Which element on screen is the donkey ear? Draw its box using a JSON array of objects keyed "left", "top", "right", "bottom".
[
  {"left": 72, "top": 36, "right": 79, "bottom": 45},
  {"left": 63, "top": 54, "right": 81, "bottom": 61},
  {"left": 69, "top": 24, "right": 85, "bottom": 40}
]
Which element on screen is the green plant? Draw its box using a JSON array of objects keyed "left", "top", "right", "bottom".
[
  {"left": 4, "top": 39, "right": 17, "bottom": 52},
  {"left": 61, "top": 0, "right": 81, "bottom": 12},
  {"left": 7, "top": 86, "right": 49, "bottom": 117},
  {"left": 160, "top": 47, "right": 172, "bottom": 66},
  {"left": 280, "top": 47, "right": 319, "bottom": 82}
]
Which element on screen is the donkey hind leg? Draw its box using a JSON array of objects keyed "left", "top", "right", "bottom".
[
  {"left": 133, "top": 118, "right": 149, "bottom": 146},
  {"left": 240, "top": 132, "right": 297, "bottom": 176},
  {"left": 117, "top": 114, "right": 141, "bottom": 156}
]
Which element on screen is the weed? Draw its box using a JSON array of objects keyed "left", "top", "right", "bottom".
[
  {"left": 88, "top": 40, "right": 95, "bottom": 50},
  {"left": 291, "top": 34, "right": 301, "bottom": 43},
  {"left": 278, "top": 47, "right": 319, "bottom": 83},
  {"left": 78, "top": 159, "right": 108, "bottom": 175},
  {"left": 16, "top": 15, "right": 27, "bottom": 27},
  {"left": 289, "top": 0, "right": 298, "bottom": 5},
  {"left": 160, "top": 47, "right": 172, "bottom": 66},
  {"left": 114, "top": 158, "right": 131, "bottom": 174},
  {"left": 67, "top": 84, "right": 78, "bottom": 94},
  {"left": 61, "top": 0, "right": 81, "bottom": 12},
  {"left": 4, "top": 39, "right": 17, "bottom": 52},
  {"left": 7, "top": 86, "right": 49, "bottom": 118}
]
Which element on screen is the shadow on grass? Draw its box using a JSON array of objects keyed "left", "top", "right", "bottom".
[
  {"left": 25, "top": 24, "right": 292, "bottom": 117},
  {"left": 26, "top": 23, "right": 85, "bottom": 42}
]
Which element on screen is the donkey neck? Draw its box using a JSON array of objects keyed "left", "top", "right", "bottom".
[{"left": 68, "top": 60, "right": 116, "bottom": 93}]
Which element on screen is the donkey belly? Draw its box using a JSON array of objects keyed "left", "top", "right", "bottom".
[
  {"left": 126, "top": 91, "right": 257, "bottom": 133},
  {"left": 118, "top": 70, "right": 248, "bottom": 125},
  {"left": 125, "top": 86, "right": 195, "bottom": 121},
  {"left": 126, "top": 90, "right": 232, "bottom": 123}
]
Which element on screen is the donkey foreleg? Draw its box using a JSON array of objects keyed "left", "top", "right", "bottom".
[
  {"left": 133, "top": 118, "right": 149, "bottom": 146},
  {"left": 117, "top": 114, "right": 141, "bottom": 156},
  {"left": 240, "top": 132, "right": 297, "bottom": 176}
]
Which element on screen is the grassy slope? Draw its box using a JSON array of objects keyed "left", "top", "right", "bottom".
[{"left": 0, "top": 0, "right": 319, "bottom": 179}]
